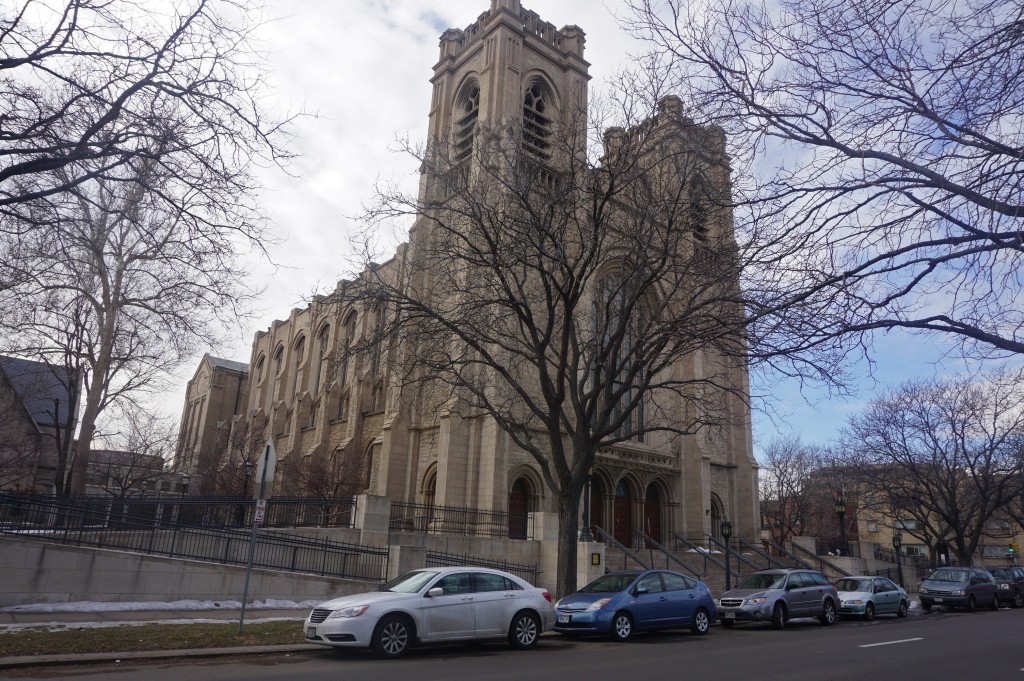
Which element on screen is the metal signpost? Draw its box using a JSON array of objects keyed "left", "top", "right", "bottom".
[{"left": 239, "top": 441, "right": 276, "bottom": 634}]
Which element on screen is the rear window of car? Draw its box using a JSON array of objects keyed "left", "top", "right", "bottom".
[
  {"left": 928, "top": 568, "right": 969, "bottom": 582},
  {"left": 662, "top": 572, "right": 696, "bottom": 591},
  {"left": 808, "top": 572, "right": 831, "bottom": 586},
  {"left": 992, "top": 568, "right": 1013, "bottom": 579},
  {"left": 835, "top": 578, "right": 871, "bottom": 592}
]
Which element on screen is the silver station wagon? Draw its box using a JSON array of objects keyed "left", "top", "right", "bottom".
[{"left": 717, "top": 568, "right": 838, "bottom": 629}]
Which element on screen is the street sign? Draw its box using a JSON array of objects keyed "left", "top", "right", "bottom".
[
  {"left": 253, "top": 441, "right": 277, "bottom": 500},
  {"left": 254, "top": 499, "right": 267, "bottom": 525}
]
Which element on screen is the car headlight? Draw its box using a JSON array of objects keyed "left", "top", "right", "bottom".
[
  {"left": 327, "top": 605, "right": 370, "bottom": 619},
  {"left": 999, "top": 584, "right": 1009, "bottom": 590},
  {"left": 952, "top": 590, "right": 966, "bottom": 596},
  {"left": 744, "top": 597, "right": 768, "bottom": 605},
  {"left": 843, "top": 599, "right": 864, "bottom": 606},
  {"left": 586, "top": 598, "right": 612, "bottom": 612},
  {"left": 918, "top": 587, "right": 928, "bottom": 594}
]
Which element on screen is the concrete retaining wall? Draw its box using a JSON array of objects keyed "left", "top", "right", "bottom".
[{"left": 0, "top": 536, "right": 377, "bottom": 607}]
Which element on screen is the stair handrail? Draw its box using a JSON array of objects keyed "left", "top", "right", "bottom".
[
  {"left": 791, "top": 542, "right": 851, "bottom": 577},
  {"left": 593, "top": 525, "right": 651, "bottom": 570},
  {"left": 705, "top": 534, "right": 762, "bottom": 573},
  {"left": 762, "top": 537, "right": 815, "bottom": 569},
  {"left": 674, "top": 532, "right": 731, "bottom": 574},
  {"left": 737, "top": 538, "right": 788, "bottom": 569},
  {"left": 633, "top": 528, "right": 702, "bottom": 578}
]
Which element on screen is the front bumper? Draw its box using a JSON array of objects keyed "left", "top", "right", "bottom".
[
  {"left": 553, "top": 609, "right": 612, "bottom": 634},
  {"left": 717, "top": 603, "right": 773, "bottom": 623},
  {"left": 919, "top": 593, "right": 970, "bottom": 608},
  {"left": 303, "top": 614, "right": 379, "bottom": 648},
  {"left": 838, "top": 602, "right": 869, "bottom": 616}
]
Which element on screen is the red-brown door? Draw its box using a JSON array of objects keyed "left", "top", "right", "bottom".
[{"left": 508, "top": 479, "right": 529, "bottom": 539}]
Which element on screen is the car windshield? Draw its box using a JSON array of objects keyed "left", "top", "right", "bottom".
[
  {"left": 835, "top": 578, "right": 872, "bottom": 592},
  {"left": 737, "top": 573, "right": 787, "bottom": 590},
  {"left": 927, "top": 568, "right": 969, "bottom": 583},
  {"left": 580, "top": 574, "right": 637, "bottom": 593},
  {"left": 381, "top": 570, "right": 441, "bottom": 593}
]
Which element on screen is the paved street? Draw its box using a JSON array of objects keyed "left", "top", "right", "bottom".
[{"left": 7, "top": 607, "right": 1023, "bottom": 681}]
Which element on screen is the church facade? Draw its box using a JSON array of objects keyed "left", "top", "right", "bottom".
[{"left": 178, "top": 0, "right": 760, "bottom": 547}]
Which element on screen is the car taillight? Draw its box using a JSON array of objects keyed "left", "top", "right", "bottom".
[{"left": 542, "top": 591, "right": 551, "bottom": 602}]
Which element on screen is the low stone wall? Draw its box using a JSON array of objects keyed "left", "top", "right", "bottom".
[{"left": 0, "top": 536, "right": 376, "bottom": 608}]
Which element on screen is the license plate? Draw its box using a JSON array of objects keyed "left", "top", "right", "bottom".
[
  {"left": 723, "top": 613, "right": 736, "bottom": 619},
  {"left": 558, "top": 614, "right": 571, "bottom": 623},
  {"left": 933, "top": 597, "right": 943, "bottom": 603},
  {"left": 306, "top": 627, "right": 316, "bottom": 638}
]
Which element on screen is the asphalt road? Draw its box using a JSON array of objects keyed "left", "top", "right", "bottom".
[{"left": 11, "top": 607, "right": 1024, "bottom": 681}]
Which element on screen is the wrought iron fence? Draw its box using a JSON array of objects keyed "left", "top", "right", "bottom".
[
  {"left": 815, "top": 538, "right": 860, "bottom": 558},
  {"left": 0, "top": 493, "right": 384, "bottom": 582},
  {"left": 389, "top": 501, "right": 532, "bottom": 539},
  {"left": 425, "top": 549, "right": 542, "bottom": 584},
  {"left": 0, "top": 493, "right": 356, "bottom": 529}
]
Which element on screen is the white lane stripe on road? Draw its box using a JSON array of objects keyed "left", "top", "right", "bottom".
[{"left": 859, "top": 638, "right": 923, "bottom": 648}]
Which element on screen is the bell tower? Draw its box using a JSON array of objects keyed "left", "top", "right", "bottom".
[{"left": 425, "top": 0, "right": 590, "bottom": 166}]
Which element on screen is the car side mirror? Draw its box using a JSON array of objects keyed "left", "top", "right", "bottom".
[
  {"left": 785, "top": 584, "right": 796, "bottom": 591},
  {"left": 426, "top": 587, "right": 444, "bottom": 598},
  {"left": 634, "top": 586, "right": 649, "bottom": 595}
]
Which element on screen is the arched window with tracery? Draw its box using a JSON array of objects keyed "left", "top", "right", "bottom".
[
  {"left": 453, "top": 82, "right": 480, "bottom": 162},
  {"left": 314, "top": 325, "right": 330, "bottom": 394},
  {"left": 595, "top": 272, "right": 645, "bottom": 442},
  {"left": 293, "top": 336, "right": 306, "bottom": 396},
  {"left": 523, "top": 80, "right": 552, "bottom": 159},
  {"left": 272, "top": 346, "right": 284, "bottom": 399}
]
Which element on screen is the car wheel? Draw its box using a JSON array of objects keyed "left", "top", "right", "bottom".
[
  {"left": 966, "top": 595, "right": 976, "bottom": 612},
  {"left": 897, "top": 600, "right": 908, "bottom": 618},
  {"left": 819, "top": 600, "right": 836, "bottom": 626},
  {"left": 1012, "top": 591, "right": 1023, "bottom": 609},
  {"left": 372, "top": 614, "right": 412, "bottom": 659},
  {"left": 720, "top": 619, "right": 735, "bottom": 629},
  {"left": 610, "top": 611, "right": 633, "bottom": 641},
  {"left": 864, "top": 603, "right": 875, "bottom": 621},
  {"left": 991, "top": 594, "right": 1000, "bottom": 611},
  {"left": 771, "top": 603, "right": 786, "bottom": 630},
  {"left": 921, "top": 602, "right": 932, "bottom": 612},
  {"left": 508, "top": 611, "right": 540, "bottom": 650},
  {"left": 691, "top": 608, "right": 711, "bottom": 635}
]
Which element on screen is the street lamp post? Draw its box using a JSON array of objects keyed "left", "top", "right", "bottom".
[
  {"left": 580, "top": 468, "right": 594, "bottom": 542},
  {"left": 893, "top": 533, "right": 905, "bottom": 587},
  {"left": 834, "top": 494, "right": 847, "bottom": 555},
  {"left": 721, "top": 518, "right": 733, "bottom": 592}
]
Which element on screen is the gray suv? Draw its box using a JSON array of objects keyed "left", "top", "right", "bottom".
[
  {"left": 919, "top": 567, "right": 998, "bottom": 612},
  {"left": 717, "top": 569, "right": 838, "bottom": 629}
]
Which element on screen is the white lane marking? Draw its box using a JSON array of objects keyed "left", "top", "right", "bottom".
[{"left": 859, "top": 637, "right": 923, "bottom": 648}]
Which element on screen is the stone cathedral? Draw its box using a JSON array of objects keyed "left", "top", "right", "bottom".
[{"left": 175, "top": 0, "right": 760, "bottom": 547}]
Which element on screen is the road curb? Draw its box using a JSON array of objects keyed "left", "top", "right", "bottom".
[{"left": 0, "top": 644, "right": 324, "bottom": 670}]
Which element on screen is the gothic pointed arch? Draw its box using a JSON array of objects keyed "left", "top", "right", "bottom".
[
  {"left": 452, "top": 76, "right": 481, "bottom": 163},
  {"left": 522, "top": 76, "right": 556, "bottom": 160}
]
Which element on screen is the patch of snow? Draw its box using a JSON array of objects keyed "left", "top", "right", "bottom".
[{"left": 0, "top": 598, "right": 318, "bottom": 614}]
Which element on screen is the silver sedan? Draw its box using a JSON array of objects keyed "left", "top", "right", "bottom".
[{"left": 303, "top": 567, "right": 555, "bottom": 658}]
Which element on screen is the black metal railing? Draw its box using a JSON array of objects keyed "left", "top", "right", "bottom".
[
  {"left": 738, "top": 538, "right": 788, "bottom": 570},
  {"left": 0, "top": 493, "right": 357, "bottom": 530},
  {"left": 673, "top": 533, "right": 726, "bottom": 578},
  {"left": 425, "top": 550, "right": 542, "bottom": 584},
  {"left": 0, "top": 493, "right": 385, "bottom": 582},
  {"left": 389, "top": 501, "right": 532, "bottom": 539},
  {"left": 594, "top": 525, "right": 651, "bottom": 571},
  {"left": 762, "top": 538, "right": 815, "bottom": 570},
  {"left": 634, "top": 529, "right": 702, "bottom": 579},
  {"left": 708, "top": 534, "right": 762, "bottom": 574},
  {"left": 792, "top": 542, "right": 851, "bottom": 577},
  {"left": 816, "top": 538, "right": 860, "bottom": 558}
]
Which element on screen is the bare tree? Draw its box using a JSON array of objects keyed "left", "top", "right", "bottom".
[
  {"left": 625, "top": 0, "right": 1024, "bottom": 358},
  {"left": 840, "top": 369, "right": 1024, "bottom": 564},
  {"left": 345, "top": 91, "right": 813, "bottom": 596},
  {"left": 758, "top": 436, "right": 822, "bottom": 545},
  {"left": 211, "top": 414, "right": 267, "bottom": 497},
  {"left": 87, "top": 406, "right": 175, "bottom": 498}
]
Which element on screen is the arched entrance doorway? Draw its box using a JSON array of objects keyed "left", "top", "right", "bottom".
[
  {"left": 710, "top": 495, "right": 723, "bottom": 542},
  {"left": 613, "top": 481, "right": 633, "bottom": 547},
  {"left": 508, "top": 477, "right": 531, "bottom": 539},
  {"left": 643, "top": 483, "right": 662, "bottom": 542}
]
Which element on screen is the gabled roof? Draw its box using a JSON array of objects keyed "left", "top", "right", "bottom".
[
  {"left": 206, "top": 355, "right": 248, "bottom": 374},
  {"left": 0, "top": 355, "right": 76, "bottom": 428}
]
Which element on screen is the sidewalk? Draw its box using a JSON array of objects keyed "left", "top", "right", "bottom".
[{"left": 0, "top": 607, "right": 322, "bottom": 670}]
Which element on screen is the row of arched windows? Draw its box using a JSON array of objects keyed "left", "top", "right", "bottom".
[{"left": 453, "top": 77, "right": 554, "bottom": 162}]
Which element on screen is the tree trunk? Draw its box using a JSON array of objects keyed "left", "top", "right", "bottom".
[{"left": 556, "top": 489, "right": 581, "bottom": 599}]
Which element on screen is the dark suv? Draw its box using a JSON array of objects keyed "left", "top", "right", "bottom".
[
  {"left": 990, "top": 565, "right": 1024, "bottom": 608},
  {"left": 717, "top": 569, "right": 838, "bottom": 629}
]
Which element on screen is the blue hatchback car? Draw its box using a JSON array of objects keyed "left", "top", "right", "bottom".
[{"left": 554, "top": 570, "right": 717, "bottom": 640}]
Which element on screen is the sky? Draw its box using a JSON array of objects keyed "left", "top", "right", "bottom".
[{"left": 155, "top": 0, "right": 986, "bottom": 457}]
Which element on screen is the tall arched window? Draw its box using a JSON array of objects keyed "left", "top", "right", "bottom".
[
  {"left": 595, "top": 273, "right": 645, "bottom": 442},
  {"left": 339, "top": 312, "right": 357, "bottom": 386},
  {"left": 293, "top": 336, "right": 306, "bottom": 396},
  {"left": 454, "top": 82, "right": 480, "bottom": 162},
  {"left": 272, "top": 346, "right": 284, "bottom": 399},
  {"left": 523, "top": 80, "right": 552, "bottom": 159},
  {"left": 254, "top": 355, "right": 265, "bottom": 384},
  {"left": 314, "top": 325, "right": 330, "bottom": 394}
]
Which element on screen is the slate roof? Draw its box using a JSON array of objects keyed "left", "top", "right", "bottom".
[
  {"left": 207, "top": 355, "right": 248, "bottom": 374},
  {"left": 0, "top": 355, "right": 76, "bottom": 428}
]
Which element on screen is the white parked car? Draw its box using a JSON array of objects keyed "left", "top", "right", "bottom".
[{"left": 303, "top": 566, "right": 555, "bottom": 658}]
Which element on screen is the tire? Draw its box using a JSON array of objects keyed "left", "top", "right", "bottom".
[
  {"left": 991, "top": 594, "right": 1000, "bottom": 611},
  {"left": 610, "top": 611, "right": 634, "bottom": 641},
  {"left": 966, "top": 595, "right": 976, "bottom": 612},
  {"left": 720, "top": 619, "right": 735, "bottom": 629},
  {"left": 897, "top": 600, "right": 909, "bottom": 618},
  {"left": 864, "top": 603, "right": 875, "bottom": 621},
  {"left": 921, "top": 602, "right": 932, "bottom": 612},
  {"left": 508, "top": 611, "right": 540, "bottom": 650},
  {"left": 1012, "top": 591, "right": 1023, "bottom": 609},
  {"left": 372, "top": 614, "right": 412, "bottom": 659},
  {"left": 819, "top": 599, "right": 836, "bottom": 626},
  {"left": 691, "top": 608, "right": 711, "bottom": 635},
  {"left": 771, "top": 603, "right": 786, "bottom": 630}
]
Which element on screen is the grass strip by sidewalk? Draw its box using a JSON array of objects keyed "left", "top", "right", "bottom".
[{"left": 0, "top": 620, "right": 307, "bottom": 657}]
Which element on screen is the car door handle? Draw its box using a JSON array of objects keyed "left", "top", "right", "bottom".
[
  {"left": 689, "top": 594, "right": 695, "bottom": 599},
  {"left": 461, "top": 597, "right": 474, "bottom": 602},
  {"left": 659, "top": 596, "right": 668, "bottom": 601}
]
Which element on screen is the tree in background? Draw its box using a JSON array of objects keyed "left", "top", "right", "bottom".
[
  {"left": 840, "top": 369, "right": 1024, "bottom": 564},
  {"left": 626, "top": 0, "right": 1024, "bottom": 358},
  {"left": 86, "top": 406, "right": 176, "bottom": 498}
]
